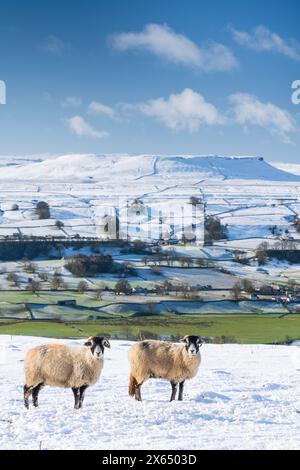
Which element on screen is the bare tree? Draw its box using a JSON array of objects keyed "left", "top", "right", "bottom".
[
  {"left": 231, "top": 282, "right": 242, "bottom": 301},
  {"left": 26, "top": 280, "right": 41, "bottom": 294},
  {"left": 77, "top": 280, "right": 88, "bottom": 293},
  {"left": 36, "top": 201, "right": 50, "bottom": 219},
  {"left": 115, "top": 280, "right": 132, "bottom": 295}
]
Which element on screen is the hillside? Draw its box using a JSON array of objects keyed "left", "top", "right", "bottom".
[
  {"left": 271, "top": 161, "right": 300, "bottom": 176},
  {"left": 0, "top": 154, "right": 299, "bottom": 182},
  {"left": 0, "top": 153, "right": 299, "bottom": 245}
]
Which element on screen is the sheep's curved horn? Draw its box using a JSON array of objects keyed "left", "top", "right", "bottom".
[
  {"left": 180, "top": 335, "right": 189, "bottom": 343},
  {"left": 102, "top": 337, "right": 111, "bottom": 349},
  {"left": 84, "top": 336, "right": 94, "bottom": 347}
]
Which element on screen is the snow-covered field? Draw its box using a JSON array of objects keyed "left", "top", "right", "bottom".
[
  {"left": 0, "top": 154, "right": 299, "bottom": 244},
  {"left": 0, "top": 335, "right": 299, "bottom": 450}
]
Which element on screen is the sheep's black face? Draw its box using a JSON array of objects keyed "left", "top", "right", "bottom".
[
  {"left": 181, "top": 335, "right": 203, "bottom": 356},
  {"left": 84, "top": 336, "right": 110, "bottom": 359}
]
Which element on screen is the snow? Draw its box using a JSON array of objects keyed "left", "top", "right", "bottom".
[
  {"left": 1, "top": 154, "right": 300, "bottom": 182},
  {"left": 0, "top": 335, "right": 299, "bottom": 450},
  {"left": 0, "top": 154, "right": 299, "bottom": 248},
  {"left": 161, "top": 267, "right": 235, "bottom": 288},
  {"left": 271, "top": 162, "right": 300, "bottom": 176}
]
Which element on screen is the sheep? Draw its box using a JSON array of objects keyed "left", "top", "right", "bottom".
[
  {"left": 128, "top": 335, "right": 203, "bottom": 402},
  {"left": 23, "top": 336, "right": 110, "bottom": 409}
]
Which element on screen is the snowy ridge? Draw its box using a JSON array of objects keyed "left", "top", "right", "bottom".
[
  {"left": 271, "top": 161, "right": 300, "bottom": 176},
  {"left": 0, "top": 335, "right": 300, "bottom": 450},
  {"left": 0, "top": 154, "right": 299, "bottom": 182}
]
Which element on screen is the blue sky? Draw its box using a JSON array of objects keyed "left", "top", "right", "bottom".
[{"left": 0, "top": 0, "right": 300, "bottom": 162}]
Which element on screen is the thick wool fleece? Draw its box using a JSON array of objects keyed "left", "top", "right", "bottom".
[
  {"left": 128, "top": 340, "right": 201, "bottom": 384},
  {"left": 24, "top": 344, "right": 103, "bottom": 389}
]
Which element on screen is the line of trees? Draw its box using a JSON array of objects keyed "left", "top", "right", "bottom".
[
  {"left": 65, "top": 254, "right": 113, "bottom": 276},
  {"left": 255, "top": 240, "right": 300, "bottom": 265}
]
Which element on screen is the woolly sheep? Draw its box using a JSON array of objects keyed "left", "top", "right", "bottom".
[
  {"left": 128, "top": 335, "right": 203, "bottom": 401},
  {"left": 23, "top": 336, "right": 110, "bottom": 409}
]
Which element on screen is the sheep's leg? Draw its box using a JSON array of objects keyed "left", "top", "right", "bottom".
[
  {"left": 24, "top": 385, "right": 33, "bottom": 409},
  {"left": 72, "top": 387, "right": 80, "bottom": 409},
  {"left": 135, "top": 383, "right": 143, "bottom": 401},
  {"left": 128, "top": 373, "right": 138, "bottom": 397},
  {"left": 178, "top": 381, "right": 185, "bottom": 401},
  {"left": 32, "top": 383, "right": 44, "bottom": 407},
  {"left": 78, "top": 385, "right": 88, "bottom": 409},
  {"left": 170, "top": 381, "right": 178, "bottom": 402}
]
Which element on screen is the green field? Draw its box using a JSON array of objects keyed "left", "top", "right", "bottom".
[
  {"left": 0, "top": 314, "right": 300, "bottom": 344},
  {"left": 1, "top": 291, "right": 300, "bottom": 344},
  {"left": 0, "top": 291, "right": 108, "bottom": 307}
]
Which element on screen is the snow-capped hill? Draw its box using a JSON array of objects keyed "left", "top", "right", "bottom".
[
  {"left": 0, "top": 153, "right": 299, "bottom": 182},
  {"left": 271, "top": 161, "right": 300, "bottom": 176},
  {"left": 155, "top": 155, "right": 300, "bottom": 180},
  {"left": 0, "top": 154, "right": 155, "bottom": 181}
]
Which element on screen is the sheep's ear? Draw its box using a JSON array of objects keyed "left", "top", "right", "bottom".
[
  {"left": 103, "top": 338, "right": 111, "bottom": 349},
  {"left": 180, "top": 335, "right": 189, "bottom": 343}
]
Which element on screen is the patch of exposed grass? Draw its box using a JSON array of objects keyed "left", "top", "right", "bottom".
[{"left": 1, "top": 314, "right": 300, "bottom": 344}]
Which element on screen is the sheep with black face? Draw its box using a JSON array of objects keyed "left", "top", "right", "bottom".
[
  {"left": 23, "top": 336, "right": 110, "bottom": 409},
  {"left": 128, "top": 335, "right": 203, "bottom": 402}
]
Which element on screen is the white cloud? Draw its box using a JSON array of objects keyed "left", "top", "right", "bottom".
[
  {"left": 139, "top": 88, "right": 224, "bottom": 133},
  {"left": 61, "top": 96, "right": 82, "bottom": 108},
  {"left": 110, "top": 23, "right": 237, "bottom": 71},
  {"left": 229, "top": 93, "right": 295, "bottom": 142},
  {"left": 66, "top": 116, "right": 109, "bottom": 139},
  {"left": 137, "top": 89, "right": 296, "bottom": 142},
  {"left": 41, "top": 35, "right": 70, "bottom": 56},
  {"left": 87, "top": 101, "right": 115, "bottom": 117},
  {"left": 230, "top": 25, "right": 300, "bottom": 61}
]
